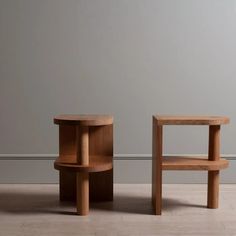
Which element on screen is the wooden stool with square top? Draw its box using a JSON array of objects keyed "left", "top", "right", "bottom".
[{"left": 152, "top": 115, "right": 230, "bottom": 215}]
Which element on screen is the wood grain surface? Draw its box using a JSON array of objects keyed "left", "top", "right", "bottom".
[
  {"left": 54, "top": 115, "right": 113, "bottom": 126},
  {"left": 154, "top": 115, "right": 229, "bottom": 125}
]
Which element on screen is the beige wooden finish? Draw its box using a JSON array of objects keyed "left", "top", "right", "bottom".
[
  {"left": 54, "top": 155, "right": 113, "bottom": 172},
  {"left": 154, "top": 115, "right": 229, "bottom": 125},
  {"left": 152, "top": 115, "right": 230, "bottom": 215},
  {"left": 54, "top": 114, "right": 113, "bottom": 126},
  {"left": 162, "top": 156, "right": 228, "bottom": 170},
  {"left": 54, "top": 115, "right": 113, "bottom": 216}
]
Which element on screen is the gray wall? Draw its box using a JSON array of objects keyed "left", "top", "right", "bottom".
[{"left": 1, "top": 0, "right": 236, "bottom": 182}]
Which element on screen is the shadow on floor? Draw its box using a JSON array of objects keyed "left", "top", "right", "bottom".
[
  {"left": 91, "top": 194, "right": 206, "bottom": 215},
  {"left": 163, "top": 198, "right": 206, "bottom": 210},
  {"left": 0, "top": 191, "right": 205, "bottom": 215},
  {"left": 0, "top": 191, "right": 61, "bottom": 215}
]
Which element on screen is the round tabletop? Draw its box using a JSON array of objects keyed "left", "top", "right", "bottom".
[{"left": 54, "top": 114, "right": 113, "bottom": 126}]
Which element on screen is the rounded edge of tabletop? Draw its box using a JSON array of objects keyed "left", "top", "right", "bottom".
[
  {"left": 153, "top": 115, "right": 230, "bottom": 126},
  {"left": 53, "top": 115, "right": 114, "bottom": 126},
  {"left": 54, "top": 157, "right": 113, "bottom": 173}
]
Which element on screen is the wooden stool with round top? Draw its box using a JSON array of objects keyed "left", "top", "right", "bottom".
[
  {"left": 152, "top": 115, "right": 230, "bottom": 215},
  {"left": 54, "top": 115, "right": 113, "bottom": 215}
]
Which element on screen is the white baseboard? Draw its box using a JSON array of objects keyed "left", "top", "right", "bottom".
[{"left": 0, "top": 154, "right": 235, "bottom": 184}]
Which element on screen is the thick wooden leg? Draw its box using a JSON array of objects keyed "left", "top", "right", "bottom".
[
  {"left": 76, "top": 172, "right": 89, "bottom": 215},
  {"left": 76, "top": 126, "right": 89, "bottom": 215},
  {"left": 207, "top": 171, "right": 219, "bottom": 208},
  {"left": 152, "top": 118, "right": 163, "bottom": 215},
  {"left": 207, "top": 125, "right": 220, "bottom": 209}
]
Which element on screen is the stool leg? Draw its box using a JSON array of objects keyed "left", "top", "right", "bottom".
[
  {"left": 207, "top": 125, "right": 220, "bottom": 209},
  {"left": 76, "top": 172, "right": 89, "bottom": 215},
  {"left": 152, "top": 119, "right": 163, "bottom": 215},
  {"left": 76, "top": 126, "right": 89, "bottom": 215},
  {"left": 207, "top": 171, "right": 219, "bottom": 208}
]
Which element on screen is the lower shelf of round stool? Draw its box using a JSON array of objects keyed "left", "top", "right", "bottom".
[{"left": 54, "top": 155, "right": 113, "bottom": 173}]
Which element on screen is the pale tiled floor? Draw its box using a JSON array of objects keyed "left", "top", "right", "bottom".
[{"left": 0, "top": 184, "right": 235, "bottom": 236}]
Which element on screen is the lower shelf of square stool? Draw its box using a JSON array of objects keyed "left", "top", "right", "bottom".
[
  {"left": 162, "top": 156, "right": 229, "bottom": 171},
  {"left": 54, "top": 155, "right": 113, "bottom": 173}
]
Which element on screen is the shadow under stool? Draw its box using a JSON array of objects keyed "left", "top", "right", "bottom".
[
  {"left": 54, "top": 115, "right": 113, "bottom": 215},
  {"left": 152, "top": 115, "right": 230, "bottom": 215}
]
